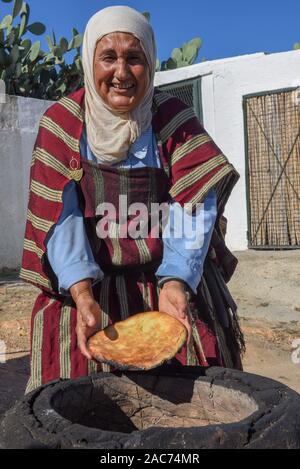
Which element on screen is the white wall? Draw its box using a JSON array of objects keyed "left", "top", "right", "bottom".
[
  {"left": 0, "top": 95, "right": 52, "bottom": 270},
  {"left": 155, "top": 50, "right": 300, "bottom": 251}
]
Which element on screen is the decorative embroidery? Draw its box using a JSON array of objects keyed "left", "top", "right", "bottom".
[{"left": 69, "top": 157, "right": 83, "bottom": 181}]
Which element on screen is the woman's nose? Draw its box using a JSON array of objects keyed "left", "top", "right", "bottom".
[{"left": 114, "top": 59, "right": 130, "bottom": 81}]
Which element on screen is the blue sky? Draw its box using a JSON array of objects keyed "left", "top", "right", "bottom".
[{"left": 2, "top": 0, "right": 300, "bottom": 62}]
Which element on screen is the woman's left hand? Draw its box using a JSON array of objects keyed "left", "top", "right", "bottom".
[{"left": 158, "top": 280, "right": 192, "bottom": 345}]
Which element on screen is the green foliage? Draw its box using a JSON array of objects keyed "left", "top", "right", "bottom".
[
  {"left": 142, "top": 11, "right": 202, "bottom": 71},
  {"left": 0, "top": 3, "right": 203, "bottom": 101},
  {"left": 293, "top": 42, "right": 300, "bottom": 50},
  {"left": 141, "top": 11, "right": 151, "bottom": 23},
  {"left": 160, "top": 38, "right": 202, "bottom": 71},
  {"left": 0, "top": 0, "right": 83, "bottom": 100}
]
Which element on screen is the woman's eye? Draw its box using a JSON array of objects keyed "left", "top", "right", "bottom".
[
  {"left": 102, "top": 55, "right": 115, "bottom": 62},
  {"left": 128, "top": 55, "right": 144, "bottom": 64}
]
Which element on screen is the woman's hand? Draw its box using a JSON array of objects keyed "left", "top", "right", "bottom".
[
  {"left": 70, "top": 280, "right": 102, "bottom": 360},
  {"left": 159, "top": 280, "right": 192, "bottom": 345}
]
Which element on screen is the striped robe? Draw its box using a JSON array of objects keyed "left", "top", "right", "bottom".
[{"left": 20, "top": 88, "right": 243, "bottom": 393}]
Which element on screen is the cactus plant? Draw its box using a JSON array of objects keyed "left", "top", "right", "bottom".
[
  {"left": 0, "top": 0, "right": 83, "bottom": 99},
  {"left": 0, "top": 3, "right": 202, "bottom": 101},
  {"left": 160, "top": 38, "right": 202, "bottom": 71},
  {"left": 142, "top": 12, "right": 202, "bottom": 71}
]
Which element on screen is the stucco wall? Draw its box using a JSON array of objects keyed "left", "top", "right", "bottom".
[
  {"left": 155, "top": 50, "right": 300, "bottom": 251},
  {"left": 0, "top": 95, "right": 52, "bottom": 270}
]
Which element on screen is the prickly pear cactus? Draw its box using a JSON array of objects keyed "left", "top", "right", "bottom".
[
  {"left": 142, "top": 11, "right": 202, "bottom": 72},
  {"left": 0, "top": 0, "right": 83, "bottom": 100},
  {"left": 0, "top": 4, "right": 202, "bottom": 100}
]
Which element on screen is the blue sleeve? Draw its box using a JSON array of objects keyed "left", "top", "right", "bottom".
[
  {"left": 46, "top": 180, "right": 103, "bottom": 294},
  {"left": 156, "top": 189, "right": 217, "bottom": 294}
]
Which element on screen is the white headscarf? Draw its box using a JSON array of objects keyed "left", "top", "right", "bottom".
[{"left": 82, "top": 6, "right": 157, "bottom": 164}]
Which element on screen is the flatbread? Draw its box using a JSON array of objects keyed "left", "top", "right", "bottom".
[{"left": 87, "top": 311, "right": 187, "bottom": 370}]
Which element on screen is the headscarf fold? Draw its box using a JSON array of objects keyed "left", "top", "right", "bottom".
[{"left": 82, "top": 6, "right": 157, "bottom": 164}]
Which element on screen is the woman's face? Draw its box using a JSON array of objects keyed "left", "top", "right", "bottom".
[{"left": 93, "top": 32, "right": 149, "bottom": 112}]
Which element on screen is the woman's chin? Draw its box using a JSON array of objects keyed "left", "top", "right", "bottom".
[{"left": 108, "top": 95, "right": 137, "bottom": 112}]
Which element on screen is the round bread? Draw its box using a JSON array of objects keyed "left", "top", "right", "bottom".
[{"left": 87, "top": 311, "right": 187, "bottom": 370}]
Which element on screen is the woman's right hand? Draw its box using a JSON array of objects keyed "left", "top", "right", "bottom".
[
  {"left": 70, "top": 280, "right": 102, "bottom": 360},
  {"left": 159, "top": 280, "right": 192, "bottom": 345}
]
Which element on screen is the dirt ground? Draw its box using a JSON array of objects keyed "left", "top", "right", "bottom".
[
  {"left": 0, "top": 250, "right": 300, "bottom": 416},
  {"left": 229, "top": 250, "right": 300, "bottom": 394}
]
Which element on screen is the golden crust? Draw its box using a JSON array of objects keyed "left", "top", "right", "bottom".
[{"left": 87, "top": 311, "right": 187, "bottom": 370}]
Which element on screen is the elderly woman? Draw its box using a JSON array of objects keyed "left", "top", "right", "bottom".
[{"left": 21, "top": 6, "right": 244, "bottom": 393}]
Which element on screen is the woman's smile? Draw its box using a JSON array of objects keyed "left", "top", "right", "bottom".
[
  {"left": 110, "top": 82, "right": 135, "bottom": 90},
  {"left": 109, "top": 81, "right": 136, "bottom": 97}
]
